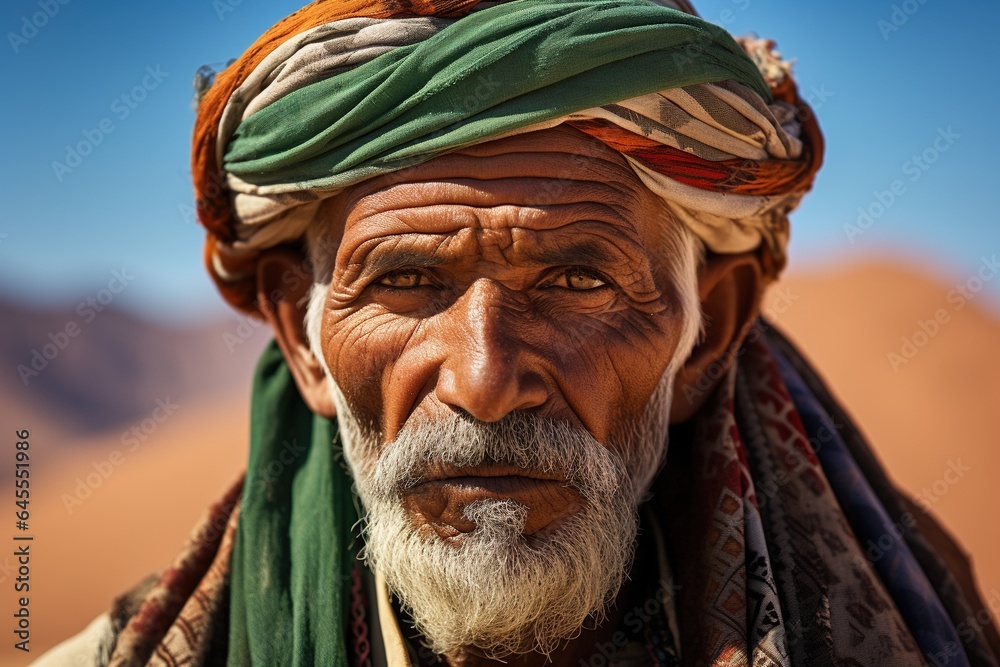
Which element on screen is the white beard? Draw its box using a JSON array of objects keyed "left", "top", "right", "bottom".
[{"left": 331, "top": 370, "right": 675, "bottom": 658}]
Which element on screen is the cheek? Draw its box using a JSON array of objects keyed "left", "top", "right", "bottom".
[
  {"left": 537, "top": 310, "right": 682, "bottom": 443},
  {"left": 323, "top": 300, "right": 684, "bottom": 447},
  {"left": 324, "top": 307, "right": 422, "bottom": 437}
]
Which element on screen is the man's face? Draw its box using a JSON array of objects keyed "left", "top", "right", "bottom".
[{"left": 314, "top": 125, "right": 695, "bottom": 655}]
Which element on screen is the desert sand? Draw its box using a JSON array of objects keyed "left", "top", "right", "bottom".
[{"left": 5, "top": 260, "right": 998, "bottom": 666}]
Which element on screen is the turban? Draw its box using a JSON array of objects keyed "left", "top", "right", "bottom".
[{"left": 192, "top": 0, "right": 824, "bottom": 313}]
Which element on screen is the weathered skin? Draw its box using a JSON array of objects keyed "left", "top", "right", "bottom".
[
  {"left": 321, "top": 127, "right": 685, "bottom": 543},
  {"left": 261, "top": 125, "right": 763, "bottom": 667}
]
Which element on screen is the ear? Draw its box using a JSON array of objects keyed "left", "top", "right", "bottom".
[
  {"left": 255, "top": 246, "right": 337, "bottom": 418},
  {"left": 669, "top": 251, "right": 764, "bottom": 423}
]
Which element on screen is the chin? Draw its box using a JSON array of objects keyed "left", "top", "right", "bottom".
[{"left": 363, "top": 492, "right": 638, "bottom": 657}]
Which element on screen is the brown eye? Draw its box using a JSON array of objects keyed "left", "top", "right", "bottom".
[
  {"left": 554, "top": 269, "right": 607, "bottom": 290},
  {"left": 378, "top": 271, "right": 424, "bottom": 288}
]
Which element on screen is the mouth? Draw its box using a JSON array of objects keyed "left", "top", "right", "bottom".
[
  {"left": 401, "top": 464, "right": 583, "bottom": 538},
  {"left": 420, "top": 475, "right": 566, "bottom": 498},
  {"left": 416, "top": 463, "right": 568, "bottom": 486}
]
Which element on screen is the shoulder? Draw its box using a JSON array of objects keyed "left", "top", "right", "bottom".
[{"left": 28, "top": 612, "right": 117, "bottom": 667}]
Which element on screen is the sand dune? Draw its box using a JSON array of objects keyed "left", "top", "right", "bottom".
[
  {"left": 4, "top": 259, "right": 998, "bottom": 666},
  {"left": 0, "top": 395, "right": 250, "bottom": 667}
]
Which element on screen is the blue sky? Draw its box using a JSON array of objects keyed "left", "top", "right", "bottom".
[{"left": 2, "top": 0, "right": 997, "bottom": 323}]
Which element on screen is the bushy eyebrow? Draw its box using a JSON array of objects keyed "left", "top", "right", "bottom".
[
  {"left": 352, "top": 231, "right": 636, "bottom": 282},
  {"left": 360, "top": 248, "right": 448, "bottom": 278},
  {"left": 525, "top": 240, "right": 620, "bottom": 268}
]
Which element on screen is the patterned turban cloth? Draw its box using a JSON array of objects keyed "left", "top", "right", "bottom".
[{"left": 191, "top": 0, "right": 823, "bottom": 313}]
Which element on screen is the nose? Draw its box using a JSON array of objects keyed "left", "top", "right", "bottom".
[{"left": 434, "top": 280, "right": 549, "bottom": 422}]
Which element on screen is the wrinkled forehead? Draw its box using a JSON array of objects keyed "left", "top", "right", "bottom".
[{"left": 334, "top": 125, "right": 660, "bottom": 238}]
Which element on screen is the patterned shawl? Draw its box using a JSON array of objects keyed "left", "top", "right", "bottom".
[
  {"left": 96, "top": 324, "right": 1000, "bottom": 666},
  {"left": 192, "top": 0, "right": 823, "bottom": 312}
]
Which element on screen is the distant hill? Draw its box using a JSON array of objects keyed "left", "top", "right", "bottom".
[{"left": 0, "top": 297, "right": 268, "bottom": 440}]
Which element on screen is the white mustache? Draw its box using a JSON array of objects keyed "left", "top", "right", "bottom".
[{"left": 368, "top": 410, "right": 634, "bottom": 507}]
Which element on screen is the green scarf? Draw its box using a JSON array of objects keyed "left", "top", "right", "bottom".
[
  {"left": 227, "top": 341, "right": 359, "bottom": 666},
  {"left": 224, "top": 0, "right": 771, "bottom": 191}
]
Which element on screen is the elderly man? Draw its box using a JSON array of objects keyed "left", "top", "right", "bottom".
[{"left": 35, "top": 0, "right": 1000, "bottom": 665}]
